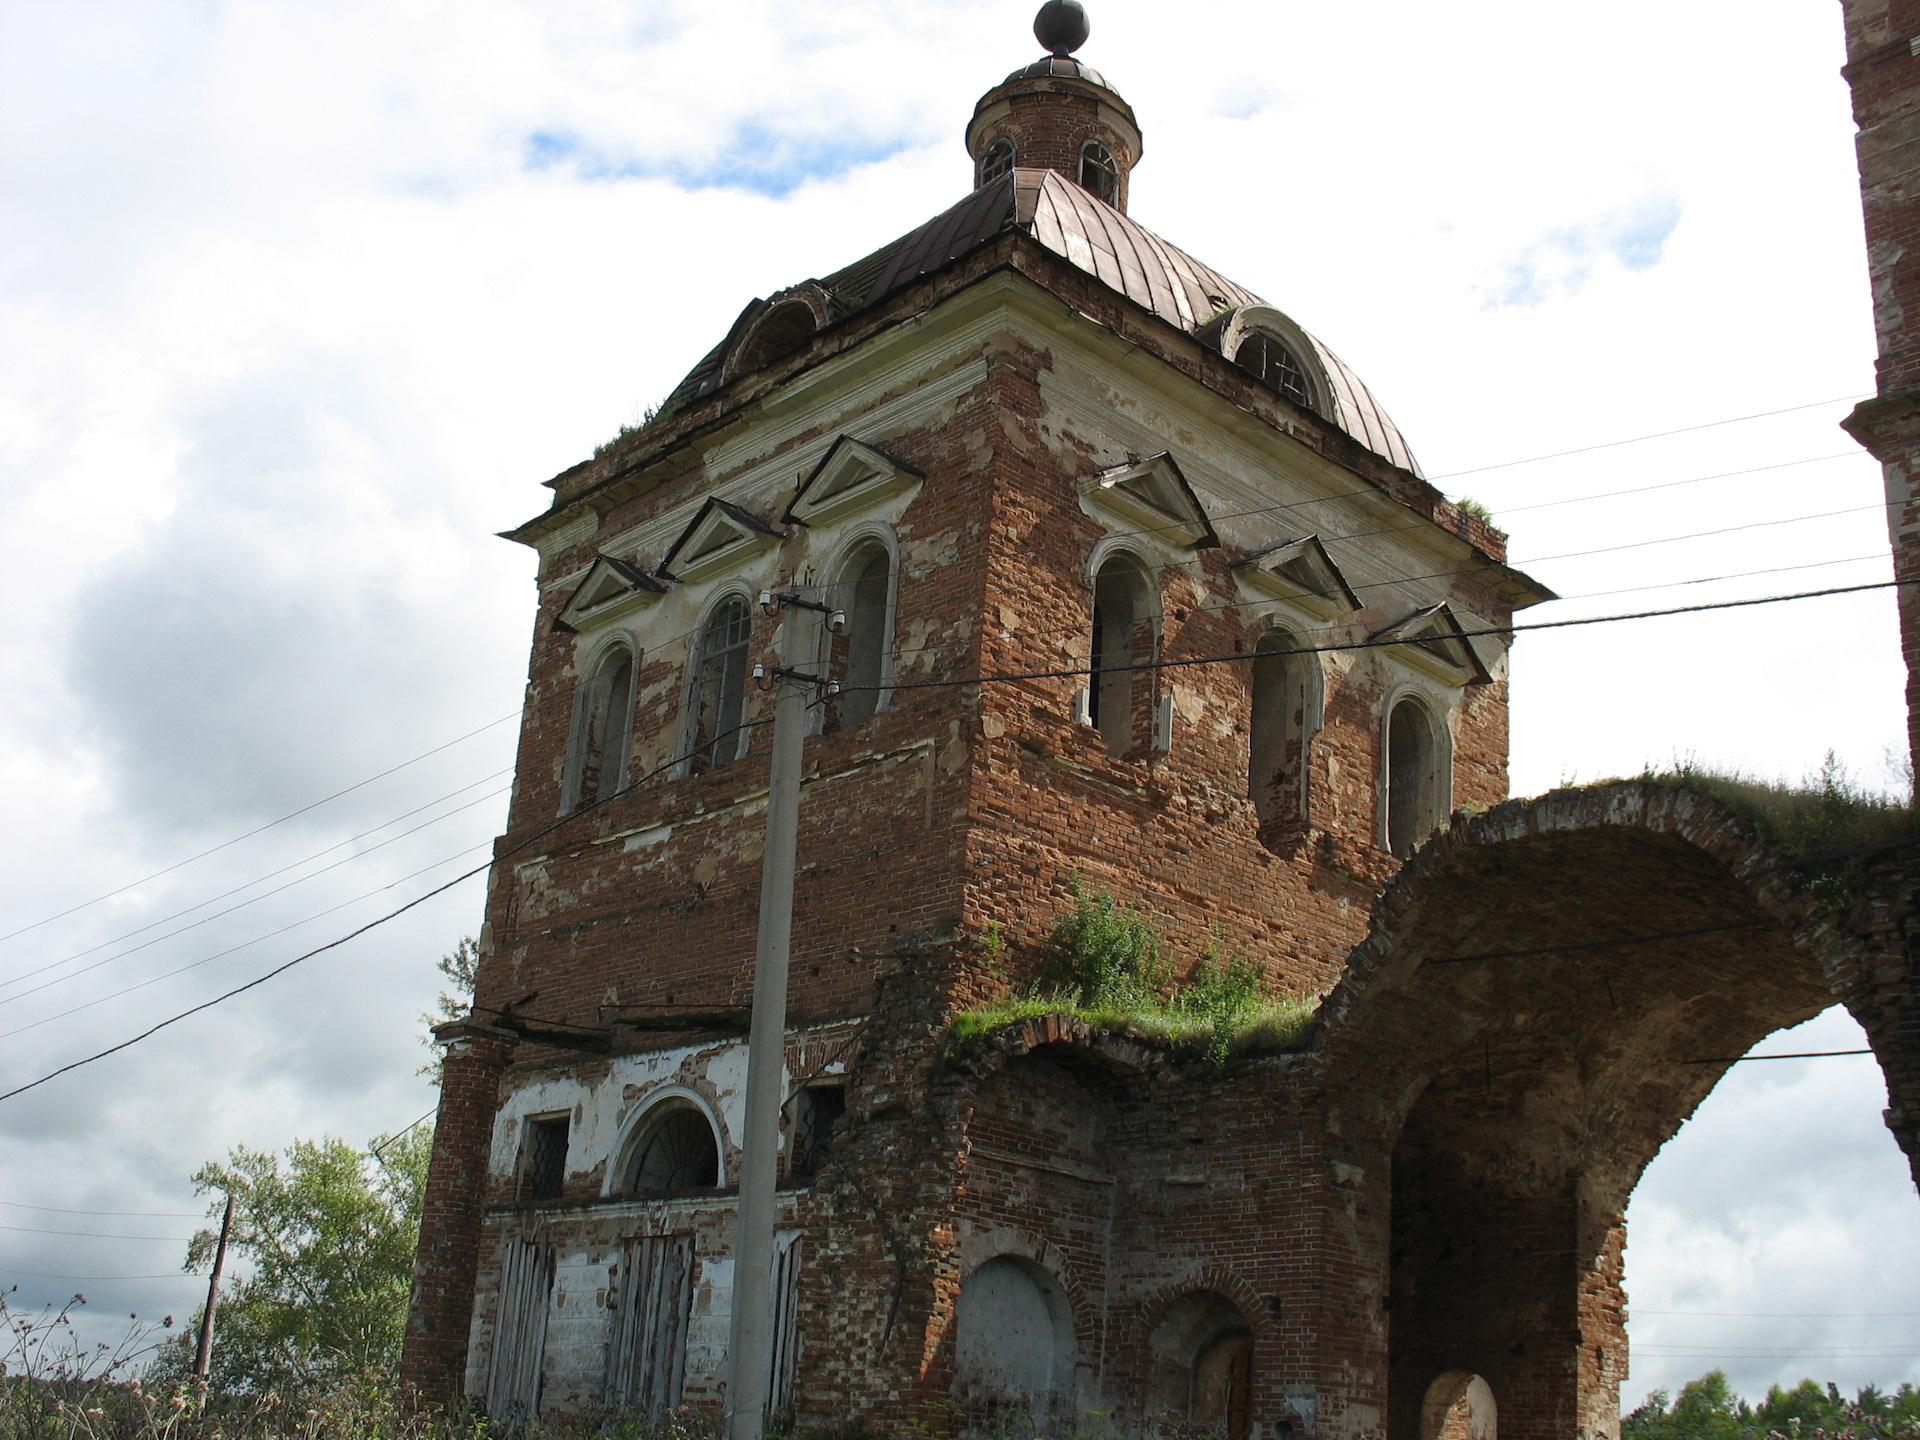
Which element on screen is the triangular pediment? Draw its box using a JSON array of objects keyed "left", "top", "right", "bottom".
[
  {"left": 553, "top": 554, "right": 669, "bottom": 633},
  {"left": 782, "top": 436, "right": 924, "bottom": 528},
  {"left": 1232, "top": 534, "right": 1360, "bottom": 617},
  {"left": 1076, "top": 452, "right": 1219, "bottom": 550},
  {"left": 659, "top": 497, "right": 786, "bottom": 584},
  {"left": 1369, "top": 603, "right": 1492, "bottom": 685}
]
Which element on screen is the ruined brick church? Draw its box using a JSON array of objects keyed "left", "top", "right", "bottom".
[{"left": 401, "top": 5, "right": 1920, "bottom": 1437}]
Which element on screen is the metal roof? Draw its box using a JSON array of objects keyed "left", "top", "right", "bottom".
[{"left": 659, "top": 169, "right": 1424, "bottom": 478}]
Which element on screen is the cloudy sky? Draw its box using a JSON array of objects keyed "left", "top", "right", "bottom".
[{"left": 1, "top": 0, "right": 1914, "bottom": 1407}]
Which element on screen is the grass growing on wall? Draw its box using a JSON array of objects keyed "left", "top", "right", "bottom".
[
  {"left": 949, "top": 881, "right": 1317, "bottom": 1065},
  {"left": 1636, "top": 753, "right": 1915, "bottom": 918}
]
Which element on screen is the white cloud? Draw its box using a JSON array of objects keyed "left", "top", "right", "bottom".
[{"left": 0, "top": 0, "right": 1911, "bottom": 1397}]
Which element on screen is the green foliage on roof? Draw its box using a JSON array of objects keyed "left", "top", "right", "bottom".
[
  {"left": 1635, "top": 752, "right": 1915, "bottom": 918},
  {"left": 948, "top": 880, "right": 1316, "bottom": 1066}
]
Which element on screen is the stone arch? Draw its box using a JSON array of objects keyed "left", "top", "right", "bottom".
[
  {"left": 1421, "top": 1372, "right": 1497, "bottom": 1440},
  {"left": 1141, "top": 1283, "right": 1261, "bottom": 1437},
  {"left": 1311, "top": 782, "right": 1910, "bottom": 1440}
]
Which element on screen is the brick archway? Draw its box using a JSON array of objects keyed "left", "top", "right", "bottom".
[{"left": 1311, "top": 782, "right": 1917, "bottom": 1440}]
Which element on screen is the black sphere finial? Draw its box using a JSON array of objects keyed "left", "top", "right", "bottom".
[{"left": 1033, "top": 0, "right": 1090, "bottom": 56}]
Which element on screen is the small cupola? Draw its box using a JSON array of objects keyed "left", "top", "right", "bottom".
[{"left": 966, "top": 0, "right": 1143, "bottom": 212}]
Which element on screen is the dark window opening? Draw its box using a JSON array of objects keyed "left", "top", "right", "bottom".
[
  {"left": 980, "top": 138, "right": 1016, "bottom": 185},
  {"left": 1234, "top": 333, "right": 1315, "bottom": 412},
  {"left": 790, "top": 1085, "right": 846, "bottom": 1181},
  {"left": 832, "top": 547, "right": 892, "bottom": 729},
  {"left": 627, "top": 1106, "right": 721, "bottom": 1195},
  {"left": 689, "top": 597, "right": 752, "bottom": 774},
  {"left": 523, "top": 1115, "right": 570, "bottom": 1203},
  {"left": 1079, "top": 141, "right": 1120, "bottom": 205}
]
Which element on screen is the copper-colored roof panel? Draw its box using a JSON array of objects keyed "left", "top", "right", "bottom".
[{"left": 659, "top": 167, "right": 1424, "bottom": 479}]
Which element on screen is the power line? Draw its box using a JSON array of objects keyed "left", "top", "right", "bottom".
[
  {"left": 1427, "top": 919, "right": 1776, "bottom": 967},
  {"left": 0, "top": 785, "right": 511, "bottom": 1009},
  {"left": 1425, "top": 394, "right": 1868, "bottom": 481},
  {"left": 0, "top": 721, "right": 776, "bottom": 1104},
  {"left": 1684, "top": 1049, "right": 1873, "bottom": 1065},
  {"left": 0, "top": 1200, "right": 201, "bottom": 1218},
  {"left": 1636, "top": 1309, "right": 1920, "bottom": 1318},
  {"left": 0, "top": 770, "right": 513, "bottom": 994},
  {"left": 0, "top": 712, "right": 519, "bottom": 949},
  {"left": 0, "top": 1223, "right": 192, "bottom": 1241},
  {"left": 0, "top": 841, "right": 498, "bottom": 1043},
  {"left": 0, "top": 866, "right": 490, "bottom": 1106},
  {"left": 0, "top": 577, "right": 1901, "bottom": 1102},
  {"left": 0, "top": 1268, "right": 194, "bottom": 1282},
  {"left": 876, "top": 577, "right": 1916, "bottom": 697}
]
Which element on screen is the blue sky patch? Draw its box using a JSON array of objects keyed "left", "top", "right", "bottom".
[
  {"left": 520, "top": 118, "right": 915, "bottom": 199},
  {"left": 1484, "top": 192, "right": 1683, "bottom": 308}
]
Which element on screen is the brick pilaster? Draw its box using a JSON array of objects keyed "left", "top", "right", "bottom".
[{"left": 400, "top": 1019, "right": 518, "bottom": 1404}]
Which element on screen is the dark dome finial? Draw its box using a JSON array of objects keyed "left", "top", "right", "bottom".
[{"left": 1033, "top": 0, "right": 1090, "bottom": 56}]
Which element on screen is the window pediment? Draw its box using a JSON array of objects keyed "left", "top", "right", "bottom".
[
  {"left": 1076, "top": 452, "right": 1219, "bottom": 550},
  {"left": 782, "top": 436, "right": 923, "bottom": 528},
  {"left": 1369, "top": 604, "right": 1492, "bottom": 686},
  {"left": 660, "top": 497, "right": 786, "bottom": 584},
  {"left": 1232, "top": 534, "right": 1359, "bottom": 618},
  {"left": 554, "top": 554, "right": 669, "bottom": 634}
]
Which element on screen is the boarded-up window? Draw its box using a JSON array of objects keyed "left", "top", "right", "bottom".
[
  {"left": 486, "top": 1236, "right": 556, "bottom": 1426},
  {"left": 770, "top": 1232, "right": 803, "bottom": 1412},
  {"left": 606, "top": 1234, "right": 695, "bottom": 1417}
]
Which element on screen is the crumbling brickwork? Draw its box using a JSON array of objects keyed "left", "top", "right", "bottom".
[{"left": 400, "top": 11, "right": 1920, "bottom": 1436}]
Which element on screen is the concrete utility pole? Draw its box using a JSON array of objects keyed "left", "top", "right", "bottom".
[
  {"left": 726, "top": 592, "right": 821, "bottom": 1440},
  {"left": 193, "top": 1192, "right": 235, "bottom": 1380}
]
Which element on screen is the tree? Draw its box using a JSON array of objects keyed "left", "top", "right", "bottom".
[
  {"left": 418, "top": 934, "right": 480, "bottom": 1085},
  {"left": 154, "top": 1126, "right": 432, "bottom": 1393}
]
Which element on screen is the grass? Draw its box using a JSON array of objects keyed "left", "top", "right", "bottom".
[
  {"left": 949, "top": 882, "right": 1317, "bottom": 1066},
  {"left": 1634, "top": 753, "right": 1915, "bottom": 918}
]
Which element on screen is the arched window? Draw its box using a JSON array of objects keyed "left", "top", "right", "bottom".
[
  {"left": 953, "top": 1256, "right": 1075, "bottom": 1408},
  {"left": 1090, "top": 555, "right": 1147, "bottom": 754},
  {"left": 1234, "top": 332, "right": 1315, "bottom": 412},
  {"left": 1078, "top": 141, "right": 1119, "bottom": 205},
  {"left": 979, "top": 137, "right": 1016, "bottom": 186},
  {"left": 688, "top": 596, "right": 752, "bottom": 775},
  {"left": 1385, "top": 696, "right": 1441, "bottom": 858},
  {"left": 831, "top": 543, "right": 893, "bottom": 729},
  {"left": 1248, "top": 629, "right": 1308, "bottom": 826},
  {"left": 567, "top": 645, "right": 634, "bottom": 812},
  {"left": 622, "top": 1101, "right": 721, "bottom": 1196},
  {"left": 734, "top": 300, "right": 818, "bottom": 377}
]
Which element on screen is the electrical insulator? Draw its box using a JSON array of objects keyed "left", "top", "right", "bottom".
[{"left": 828, "top": 609, "right": 847, "bottom": 634}]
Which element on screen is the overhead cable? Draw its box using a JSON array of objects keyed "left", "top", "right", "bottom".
[
  {"left": 0, "top": 712, "right": 519, "bottom": 949},
  {"left": 0, "top": 720, "right": 776, "bottom": 1105},
  {"left": 1425, "top": 394, "right": 1868, "bottom": 480}
]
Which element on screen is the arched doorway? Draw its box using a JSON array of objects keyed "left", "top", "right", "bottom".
[
  {"left": 1315, "top": 783, "right": 1917, "bottom": 1440},
  {"left": 1421, "top": 1372, "right": 1497, "bottom": 1440}
]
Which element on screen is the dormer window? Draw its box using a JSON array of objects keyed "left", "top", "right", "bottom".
[
  {"left": 1078, "top": 141, "right": 1119, "bottom": 205},
  {"left": 1234, "top": 333, "right": 1315, "bottom": 412},
  {"left": 734, "top": 299, "right": 818, "bottom": 377},
  {"left": 980, "top": 138, "right": 1016, "bottom": 186}
]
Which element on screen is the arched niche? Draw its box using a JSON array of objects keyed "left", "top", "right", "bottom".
[
  {"left": 953, "top": 1255, "right": 1076, "bottom": 1410},
  {"left": 1145, "top": 1290, "right": 1254, "bottom": 1438}
]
